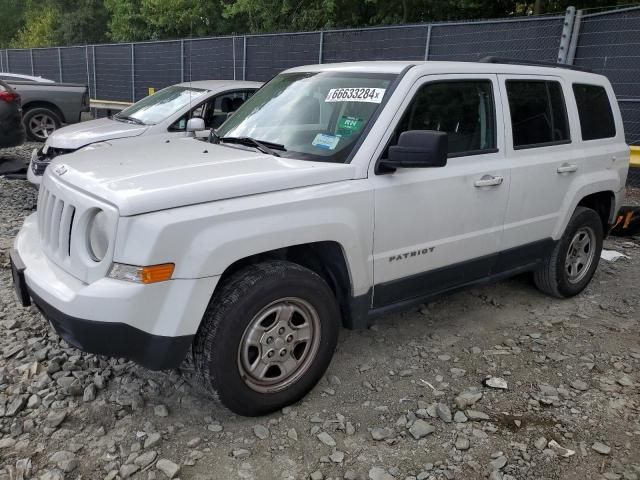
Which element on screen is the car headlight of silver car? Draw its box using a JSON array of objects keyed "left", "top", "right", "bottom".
[{"left": 86, "top": 209, "right": 110, "bottom": 262}]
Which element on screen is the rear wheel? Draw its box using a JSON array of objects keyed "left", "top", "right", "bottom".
[
  {"left": 23, "top": 107, "right": 61, "bottom": 142},
  {"left": 192, "top": 260, "right": 340, "bottom": 416},
  {"left": 534, "top": 207, "right": 603, "bottom": 298}
]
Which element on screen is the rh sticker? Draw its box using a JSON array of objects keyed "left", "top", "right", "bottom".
[
  {"left": 337, "top": 116, "right": 364, "bottom": 136},
  {"left": 325, "top": 88, "right": 386, "bottom": 103}
]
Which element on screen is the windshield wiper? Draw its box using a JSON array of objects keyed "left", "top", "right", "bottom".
[
  {"left": 114, "top": 114, "right": 145, "bottom": 126},
  {"left": 217, "top": 136, "right": 286, "bottom": 157}
]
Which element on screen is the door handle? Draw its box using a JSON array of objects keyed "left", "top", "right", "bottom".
[
  {"left": 474, "top": 175, "right": 504, "bottom": 187},
  {"left": 557, "top": 163, "right": 578, "bottom": 173}
]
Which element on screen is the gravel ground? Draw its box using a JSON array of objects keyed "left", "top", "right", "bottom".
[
  {"left": 0, "top": 143, "right": 40, "bottom": 178},
  {"left": 0, "top": 148, "right": 639, "bottom": 480}
]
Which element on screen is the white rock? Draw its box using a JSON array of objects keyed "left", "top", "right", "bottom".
[
  {"left": 134, "top": 450, "right": 157, "bottom": 467},
  {"left": 489, "top": 456, "right": 507, "bottom": 470},
  {"left": 484, "top": 377, "right": 508, "bottom": 389},
  {"left": 534, "top": 437, "right": 548, "bottom": 451},
  {"left": 329, "top": 450, "right": 345, "bottom": 463},
  {"left": 369, "top": 466, "right": 395, "bottom": 480},
  {"left": 317, "top": 432, "right": 336, "bottom": 447},
  {"left": 119, "top": 464, "right": 140, "bottom": 479},
  {"left": 232, "top": 448, "right": 251, "bottom": 459},
  {"left": 253, "top": 424, "right": 270, "bottom": 440},
  {"left": 156, "top": 458, "right": 180, "bottom": 478},
  {"left": 409, "top": 420, "right": 435, "bottom": 439},
  {"left": 455, "top": 435, "right": 471, "bottom": 451},
  {"left": 371, "top": 427, "right": 394, "bottom": 441},
  {"left": 592, "top": 442, "right": 611, "bottom": 455},
  {"left": 455, "top": 391, "right": 482, "bottom": 409},
  {"left": 49, "top": 451, "right": 78, "bottom": 473},
  {"left": 548, "top": 440, "right": 575, "bottom": 457}
]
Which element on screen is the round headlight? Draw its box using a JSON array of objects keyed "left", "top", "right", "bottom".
[{"left": 87, "top": 209, "right": 109, "bottom": 262}]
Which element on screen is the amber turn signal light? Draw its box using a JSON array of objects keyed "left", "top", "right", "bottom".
[
  {"left": 108, "top": 263, "right": 175, "bottom": 284},
  {"left": 140, "top": 263, "right": 175, "bottom": 284}
]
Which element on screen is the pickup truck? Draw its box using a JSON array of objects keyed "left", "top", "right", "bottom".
[
  {"left": 11, "top": 60, "right": 629, "bottom": 416},
  {"left": 6, "top": 80, "right": 89, "bottom": 142}
]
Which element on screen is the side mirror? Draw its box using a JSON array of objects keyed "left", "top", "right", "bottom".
[
  {"left": 186, "top": 117, "right": 205, "bottom": 135},
  {"left": 380, "top": 130, "right": 448, "bottom": 171}
]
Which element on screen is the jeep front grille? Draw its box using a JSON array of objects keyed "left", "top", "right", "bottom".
[
  {"left": 36, "top": 173, "right": 118, "bottom": 284},
  {"left": 38, "top": 184, "right": 76, "bottom": 260}
]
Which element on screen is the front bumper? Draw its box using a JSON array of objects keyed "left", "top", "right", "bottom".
[{"left": 13, "top": 214, "right": 219, "bottom": 370}]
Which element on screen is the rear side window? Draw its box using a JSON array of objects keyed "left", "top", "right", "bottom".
[
  {"left": 506, "top": 80, "right": 570, "bottom": 149},
  {"left": 573, "top": 84, "right": 616, "bottom": 140}
]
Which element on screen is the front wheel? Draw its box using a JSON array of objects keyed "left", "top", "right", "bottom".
[
  {"left": 192, "top": 261, "right": 340, "bottom": 416},
  {"left": 534, "top": 207, "right": 603, "bottom": 298}
]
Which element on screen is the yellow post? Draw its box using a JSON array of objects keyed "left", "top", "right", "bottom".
[
  {"left": 148, "top": 87, "right": 156, "bottom": 96},
  {"left": 631, "top": 146, "right": 640, "bottom": 168}
]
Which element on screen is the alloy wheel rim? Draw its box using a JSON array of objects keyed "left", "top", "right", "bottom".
[
  {"left": 29, "top": 114, "right": 56, "bottom": 140},
  {"left": 238, "top": 297, "right": 321, "bottom": 393},
  {"left": 565, "top": 226, "right": 596, "bottom": 284}
]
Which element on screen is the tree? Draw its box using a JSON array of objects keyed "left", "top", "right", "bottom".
[
  {"left": 55, "top": 0, "right": 110, "bottom": 45},
  {"left": 11, "top": 1, "right": 61, "bottom": 48},
  {"left": 106, "top": 0, "right": 227, "bottom": 42},
  {"left": 141, "top": 0, "right": 226, "bottom": 38},
  {"left": 0, "top": 0, "right": 26, "bottom": 48},
  {"left": 4, "top": 0, "right": 636, "bottom": 48},
  {"left": 104, "top": 0, "right": 148, "bottom": 41}
]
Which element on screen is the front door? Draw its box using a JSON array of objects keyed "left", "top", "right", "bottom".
[{"left": 370, "top": 74, "right": 510, "bottom": 308}]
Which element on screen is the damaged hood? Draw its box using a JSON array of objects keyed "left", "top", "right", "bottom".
[{"left": 45, "top": 118, "right": 148, "bottom": 150}]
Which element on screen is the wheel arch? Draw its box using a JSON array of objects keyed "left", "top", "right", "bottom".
[
  {"left": 554, "top": 172, "right": 620, "bottom": 240},
  {"left": 22, "top": 101, "right": 66, "bottom": 123},
  {"left": 214, "top": 241, "right": 366, "bottom": 330},
  {"left": 577, "top": 190, "right": 615, "bottom": 235}
]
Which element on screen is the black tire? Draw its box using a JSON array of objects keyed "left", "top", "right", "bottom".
[
  {"left": 192, "top": 260, "right": 340, "bottom": 416},
  {"left": 23, "top": 107, "right": 62, "bottom": 142},
  {"left": 533, "top": 207, "right": 603, "bottom": 298}
]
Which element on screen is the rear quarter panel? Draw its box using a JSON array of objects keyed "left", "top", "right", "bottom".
[{"left": 552, "top": 77, "right": 629, "bottom": 239}]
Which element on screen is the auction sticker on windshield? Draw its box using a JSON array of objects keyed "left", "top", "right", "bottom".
[
  {"left": 325, "top": 88, "right": 386, "bottom": 103},
  {"left": 312, "top": 133, "right": 340, "bottom": 150}
]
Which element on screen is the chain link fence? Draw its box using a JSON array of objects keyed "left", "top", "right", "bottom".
[{"left": 0, "top": 5, "right": 638, "bottom": 184}]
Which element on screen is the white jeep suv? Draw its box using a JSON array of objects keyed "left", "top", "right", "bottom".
[{"left": 11, "top": 60, "right": 629, "bottom": 416}]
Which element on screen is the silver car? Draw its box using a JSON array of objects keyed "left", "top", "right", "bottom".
[{"left": 28, "top": 80, "right": 262, "bottom": 185}]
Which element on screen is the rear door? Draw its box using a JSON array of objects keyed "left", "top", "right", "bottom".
[{"left": 497, "top": 75, "right": 579, "bottom": 269}]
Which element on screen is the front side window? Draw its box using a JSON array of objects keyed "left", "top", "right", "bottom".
[
  {"left": 216, "top": 71, "right": 396, "bottom": 163},
  {"left": 115, "top": 85, "right": 208, "bottom": 126},
  {"left": 573, "top": 84, "right": 616, "bottom": 140},
  {"left": 506, "top": 80, "right": 570, "bottom": 149},
  {"left": 170, "top": 90, "right": 255, "bottom": 131},
  {"left": 391, "top": 80, "right": 496, "bottom": 157}
]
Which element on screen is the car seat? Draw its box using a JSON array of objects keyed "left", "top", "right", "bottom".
[{"left": 211, "top": 97, "right": 234, "bottom": 129}]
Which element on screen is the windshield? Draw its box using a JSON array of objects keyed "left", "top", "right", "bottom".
[
  {"left": 115, "top": 85, "right": 208, "bottom": 125},
  {"left": 216, "top": 71, "right": 396, "bottom": 163}
]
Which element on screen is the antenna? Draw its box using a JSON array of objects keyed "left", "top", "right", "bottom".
[{"left": 188, "top": 16, "right": 193, "bottom": 117}]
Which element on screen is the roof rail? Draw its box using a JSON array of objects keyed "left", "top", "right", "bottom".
[{"left": 478, "top": 56, "right": 592, "bottom": 73}]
